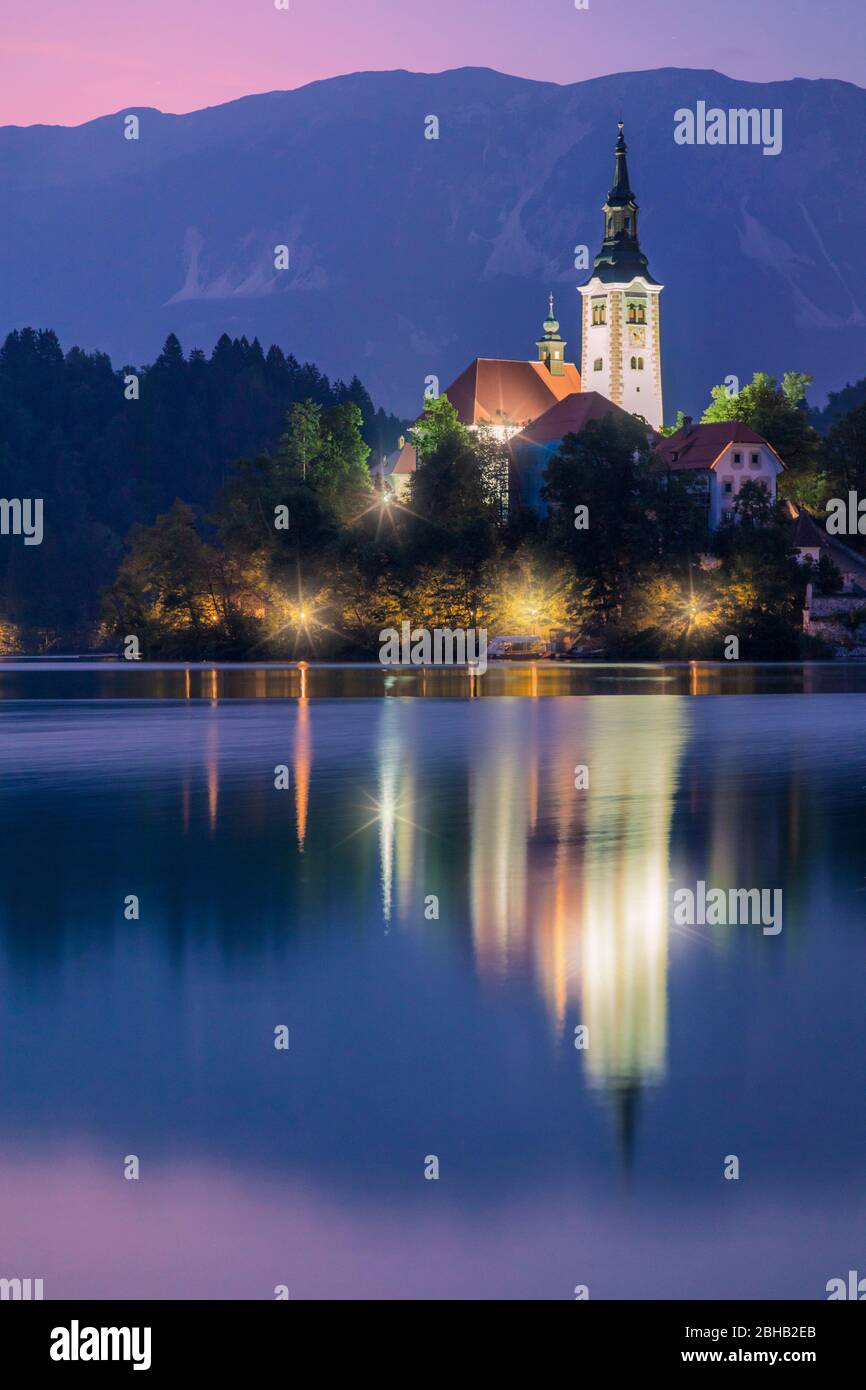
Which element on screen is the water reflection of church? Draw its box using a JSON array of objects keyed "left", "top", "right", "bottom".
[
  {"left": 468, "top": 702, "right": 683, "bottom": 1093},
  {"left": 273, "top": 684, "right": 804, "bottom": 1163},
  {"left": 366, "top": 697, "right": 687, "bottom": 1157}
]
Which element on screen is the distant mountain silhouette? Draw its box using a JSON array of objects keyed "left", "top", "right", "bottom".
[{"left": 1, "top": 65, "right": 865, "bottom": 419}]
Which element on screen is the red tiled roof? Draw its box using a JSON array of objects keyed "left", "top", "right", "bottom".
[
  {"left": 655, "top": 421, "right": 784, "bottom": 472},
  {"left": 443, "top": 358, "right": 582, "bottom": 429},
  {"left": 514, "top": 390, "right": 634, "bottom": 445},
  {"left": 389, "top": 440, "right": 417, "bottom": 475}
]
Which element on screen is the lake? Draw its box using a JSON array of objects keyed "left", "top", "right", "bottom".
[{"left": 0, "top": 663, "right": 864, "bottom": 1299}]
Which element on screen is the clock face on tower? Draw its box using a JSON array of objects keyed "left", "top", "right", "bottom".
[{"left": 628, "top": 326, "right": 646, "bottom": 349}]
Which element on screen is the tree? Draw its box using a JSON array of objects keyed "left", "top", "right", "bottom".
[
  {"left": 0, "top": 327, "right": 391, "bottom": 649},
  {"left": 823, "top": 402, "right": 866, "bottom": 499},
  {"left": 103, "top": 500, "right": 257, "bottom": 657},
  {"left": 543, "top": 414, "right": 663, "bottom": 622},
  {"left": 658, "top": 409, "right": 686, "bottom": 438},
  {"left": 701, "top": 371, "right": 821, "bottom": 475},
  {"left": 732, "top": 477, "right": 775, "bottom": 529},
  {"left": 310, "top": 401, "right": 373, "bottom": 519},
  {"left": 492, "top": 541, "right": 593, "bottom": 635},
  {"left": 810, "top": 374, "right": 866, "bottom": 433},
  {"left": 409, "top": 393, "right": 469, "bottom": 463},
  {"left": 276, "top": 400, "right": 324, "bottom": 484}
]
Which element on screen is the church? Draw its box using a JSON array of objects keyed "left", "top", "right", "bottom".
[
  {"left": 379, "top": 122, "right": 783, "bottom": 531},
  {"left": 380, "top": 121, "right": 664, "bottom": 500}
]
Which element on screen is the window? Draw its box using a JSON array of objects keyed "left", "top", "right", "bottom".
[
  {"left": 593, "top": 358, "right": 603, "bottom": 372},
  {"left": 723, "top": 479, "right": 733, "bottom": 495},
  {"left": 591, "top": 301, "right": 606, "bottom": 326},
  {"left": 733, "top": 452, "right": 742, "bottom": 464},
  {"left": 637, "top": 304, "right": 645, "bottom": 324},
  {"left": 750, "top": 452, "right": 760, "bottom": 468},
  {"left": 638, "top": 356, "right": 644, "bottom": 370},
  {"left": 630, "top": 356, "right": 636, "bottom": 369}
]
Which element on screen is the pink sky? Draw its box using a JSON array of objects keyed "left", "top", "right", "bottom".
[{"left": 1, "top": 0, "right": 864, "bottom": 128}]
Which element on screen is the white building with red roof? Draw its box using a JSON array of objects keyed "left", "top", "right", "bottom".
[{"left": 655, "top": 418, "right": 785, "bottom": 529}]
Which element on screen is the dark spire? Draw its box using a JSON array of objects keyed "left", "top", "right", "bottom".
[
  {"left": 611, "top": 1081, "right": 640, "bottom": 1176},
  {"left": 608, "top": 120, "right": 633, "bottom": 204},
  {"left": 580, "top": 120, "right": 659, "bottom": 286}
]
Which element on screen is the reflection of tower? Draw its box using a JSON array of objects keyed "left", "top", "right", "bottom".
[
  {"left": 293, "top": 666, "right": 311, "bottom": 853},
  {"left": 467, "top": 698, "right": 687, "bottom": 1159},
  {"left": 577, "top": 700, "right": 685, "bottom": 1093},
  {"left": 376, "top": 702, "right": 419, "bottom": 927}
]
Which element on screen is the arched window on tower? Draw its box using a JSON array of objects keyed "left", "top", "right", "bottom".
[
  {"left": 638, "top": 357, "right": 644, "bottom": 370},
  {"left": 630, "top": 356, "right": 636, "bottom": 370},
  {"left": 628, "top": 304, "right": 636, "bottom": 323},
  {"left": 637, "top": 304, "right": 646, "bottom": 324}
]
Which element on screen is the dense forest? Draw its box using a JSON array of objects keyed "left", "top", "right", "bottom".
[
  {"left": 0, "top": 328, "right": 404, "bottom": 645},
  {"left": 2, "top": 324, "right": 866, "bottom": 659}
]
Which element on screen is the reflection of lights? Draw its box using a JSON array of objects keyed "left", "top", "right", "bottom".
[
  {"left": 294, "top": 689, "right": 311, "bottom": 853},
  {"left": 206, "top": 713, "right": 219, "bottom": 833},
  {"left": 347, "top": 790, "right": 419, "bottom": 844},
  {"left": 338, "top": 767, "right": 426, "bottom": 927}
]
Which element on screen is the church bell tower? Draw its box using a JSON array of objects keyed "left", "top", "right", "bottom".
[
  {"left": 578, "top": 122, "right": 664, "bottom": 429},
  {"left": 536, "top": 293, "right": 566, "bottom": 376}
]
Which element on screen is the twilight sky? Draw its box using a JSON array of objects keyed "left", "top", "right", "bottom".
[{"left": 1, "top": 0, "right": 864, "bottom": 128}]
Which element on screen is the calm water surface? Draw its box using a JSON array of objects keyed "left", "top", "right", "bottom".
[{"left": 0, "top": 664, "right": 864, "bottom": 1299}]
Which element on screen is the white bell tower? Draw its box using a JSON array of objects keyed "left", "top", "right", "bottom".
[{"left": 578, "top": 122, "right": 664, "bottom": 430}]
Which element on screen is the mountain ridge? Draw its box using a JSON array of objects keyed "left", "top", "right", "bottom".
[{"left": 1, "top": 65, "right": 864, "bottom": 417}]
